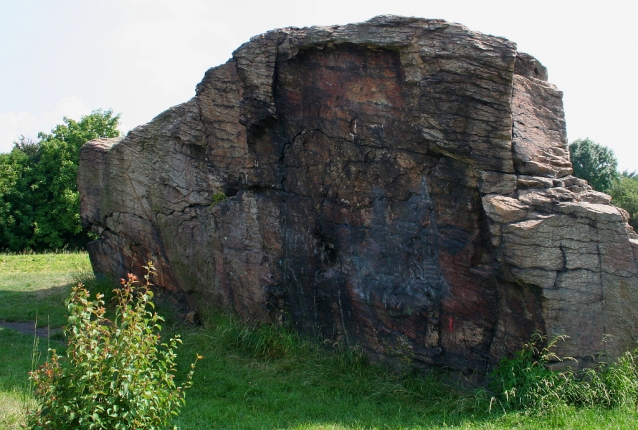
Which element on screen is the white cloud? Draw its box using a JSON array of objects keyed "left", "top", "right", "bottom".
[{"left": 0, "top": 96, "right": 91, "bottom": 153}]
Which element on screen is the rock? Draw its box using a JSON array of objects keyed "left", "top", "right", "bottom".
[
  {"left": 516, "top": 175, "right": 555, "bottom": 189},
  {"left": 79, "top": 16, "right": 638, "bottom": 373},
  {"left": 579, "top": 190, "right": 613, "bottom": 205},
  {"left": 511, "top": 72, "right": 572, "bottom": 178},
  {"left": 478, "top": 171, "right": 517, "bottom": 195}
]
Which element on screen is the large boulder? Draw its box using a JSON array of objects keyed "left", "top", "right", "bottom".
[{"left": 79, "top": 16, "right": 638, "bottom": 373}]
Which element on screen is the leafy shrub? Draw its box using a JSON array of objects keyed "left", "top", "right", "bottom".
[
  {"left": 27, "top": 262, "right": 201, "bottom": 429},
  {"left": 490, "top": 332, "right": 638, "bottom": 412}
]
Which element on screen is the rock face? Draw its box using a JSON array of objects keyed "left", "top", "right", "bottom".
[{"left": 79, "top": 16, "right": 638, "bottom": 373}]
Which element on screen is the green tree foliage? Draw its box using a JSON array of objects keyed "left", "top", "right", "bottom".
[
  {"left": 569, "top": 138, "right": 638, "bottom": 231},
  {"left": 608, "top": 171, "right": 638, "bottom": 230},
  {"left": 569, "top": 138, "right": 619, "bottom": 192},
  {"left": 0, "top": 109, "right": 119, "bottom": 251},
  {"left": 0, "top": 144, "right": 37, "bottom": 250}
]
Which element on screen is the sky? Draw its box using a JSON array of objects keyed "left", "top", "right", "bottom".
[{"left": 1, "top": 0, "right": 637, "bottom": 171}]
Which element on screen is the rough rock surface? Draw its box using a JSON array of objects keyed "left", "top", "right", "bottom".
[{"left": 79, "top": 16, "right": 638, "bottom": 373}]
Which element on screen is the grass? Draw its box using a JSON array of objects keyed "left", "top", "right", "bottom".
[
  {"left": 168, "top": 322, "right": 638, "bottom": 429},
  {"left": 0, "top": 328, "right": 42, "bottom": 430},
  {"left": 172, "top": 322, "right": 466, "bottom": 428},
  {"left": 0, "top": 252, "right": 91, "bottom": 327},
  {"left": 1, "top": 251, "right": 638, "bottom": 429},
  {"left": 0, "top": 252, "right": 88, "bottom": 429}
]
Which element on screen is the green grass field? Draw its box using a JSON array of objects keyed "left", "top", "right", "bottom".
[{"left": 2, "top": 252, "right": 638, "bottom": 429}]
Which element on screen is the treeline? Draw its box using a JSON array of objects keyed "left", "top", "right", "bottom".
[
  {"left": 570, "top": 138, "right": 638, "bottom": 229},
  {"left": 0, "top": 113, "right": 636, "bottom": 251},
  {"left": 0, "top": 110, "right": 119, "bottom": 251}
]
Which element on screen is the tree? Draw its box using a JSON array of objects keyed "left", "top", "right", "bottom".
[
  {"left": 0, "top": 109, "right": 120, "bottom": 251},
  {"left": 569, "top": 139, "right": 638, "bottom": 231},
  {"left": 0, "top": 148, "right": 36, "bottom": 250},
  {"left": 608, "top": 171, "right": 638, "bottom": 230},
  {"left": 569, "top": 138, "right": 619, "bottom": 192}
]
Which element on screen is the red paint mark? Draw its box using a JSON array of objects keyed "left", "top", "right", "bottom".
[{"left": 449, "top": 317, "right": 454, "bottom": 332}]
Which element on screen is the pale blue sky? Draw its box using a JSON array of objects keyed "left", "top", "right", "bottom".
[{"left": 1, "top": 0, "right": 637, "bottom": 171}]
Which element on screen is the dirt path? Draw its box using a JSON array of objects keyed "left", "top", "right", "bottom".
[{"left": 0, "top": 320, "right": 63, "bottom": 338}]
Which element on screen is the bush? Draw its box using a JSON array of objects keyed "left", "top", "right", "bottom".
[{"left": 27, "top": 262, "right": 201, "bottom": 429}]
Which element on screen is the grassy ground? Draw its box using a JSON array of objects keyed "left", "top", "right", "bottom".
[
  {"left": 0, "top": 252, "right": 91, "bottom": 327},
  {"left": 1, "top": 252, "right": 638, "bottom": 429},
  {"left": 169, "top": 322, "right": 638, "bottom": 429},
  {"left": 0, "top": 252, "right": 90, "bottom": 429}
]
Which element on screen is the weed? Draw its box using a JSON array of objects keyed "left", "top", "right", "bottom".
[{"left": 210, "top": 191, "right": 228, "bottom": 206}]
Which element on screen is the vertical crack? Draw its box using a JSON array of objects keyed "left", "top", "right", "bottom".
[{"left": 596, "top": 243, "right": 607, "bottom": 356}]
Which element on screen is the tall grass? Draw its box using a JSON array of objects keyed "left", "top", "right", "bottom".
[
  {"left": 169, "top": 316, "right": 489, "bottom": 429},
  {"left": 490, "top": 332, "right": 638, "bottom": 412},
  {"left": 170, "top": 318, "right": 638, "bottom": 429}
]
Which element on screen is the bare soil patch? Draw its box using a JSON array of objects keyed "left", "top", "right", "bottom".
[{"left": 0, "top": 320, "right": 63, "bottom": 338}]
